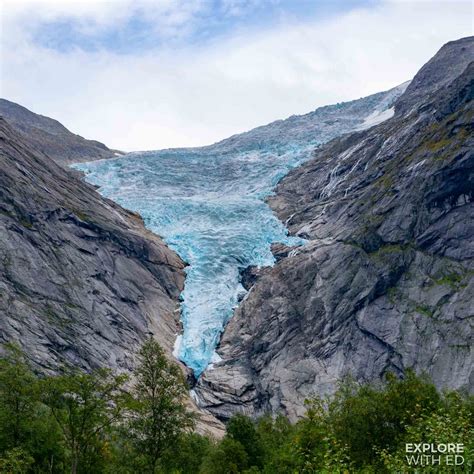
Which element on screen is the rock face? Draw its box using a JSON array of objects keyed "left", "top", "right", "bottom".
[
  {"left": 0, "top": 118, "right": 185, "bottom": 373},
  {"left": 0, "top": 117, "right": 225, "bottom": 436},
  {"left": 0, "top": 99, "right": 121, "bottom": 165},
  {"left": 195, "top": 37, "right": 474, "bottom": 421}
]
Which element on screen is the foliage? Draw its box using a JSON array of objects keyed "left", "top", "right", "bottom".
[
  {"left": 226, "top": 414, "right": 264, "bottom": 469},
  {"left": 122, "top": 338, "right": 195, "bottom": 473},
  {"left": 0, "top": 448, "right": 34, "bottom": 474},
  {"left": 256, "top": 415, "right": 296, "bottom": 473},
  {"left": 0, "top": 344, "right": 39, "bottom": 449},
  {"left": 0, "top": 344, "right": 66, "bottom": 472},
  {"left": 199, "top": 437, "right": 249, "bottom": 474},
  {"left": 41, "top": 368, "right": 128, "bottom": 474},
  {"left": 0, "top": 343, "right": 472, "bottom": 473},
  {"left": 327, "top": 371, "right": 441, "bottom": 468},
  {"left": 161, "top": 433, "right": 212, "bottom": 473},
  {"left": 380, "top": 391, "right": 474, "bottom": 473}
]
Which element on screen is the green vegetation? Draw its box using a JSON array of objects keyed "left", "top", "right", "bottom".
[
  {"left": 424, "top": 137, "right": 451, "bottom": 153},
  {"left": 43, "top": 305, "right": 69, "bottom": 329},
  {"left": 0, "top": 341, "right": 195, "bottom": 474},
  {"left": 419, "top": 112, "right": 469, "bottom": 162},
  {"left": 414, "top": 303, "right": 435, "bottom": 318},
  {"left": 115, "top": 339, "right": 194, "bottom": 473},
  {"left": 19, "top": 219, "right": 33, "bottom": 229},
  {"left": 431, "top": 268, "right": 473, "bottom": 291},
  {"left": 0, "top": 343, "right": 472, "bottom": 473}
]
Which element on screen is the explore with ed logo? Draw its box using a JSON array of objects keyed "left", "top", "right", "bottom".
[{"left": 406, "top": 443, "right": 465, "bottom": 467}]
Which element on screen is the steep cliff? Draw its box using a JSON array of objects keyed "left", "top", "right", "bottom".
[
  {"left": 0, "top": 117, "right": 225, "bottom": 435},
  {"left": 195, "top": 37, "right": 474, "bottom": 421},
  {"left": 0, "top": 99, "right": 121, "bottom": 165},
  {"left": 0, "top": 118, "right": 185, "bottom": 372}
]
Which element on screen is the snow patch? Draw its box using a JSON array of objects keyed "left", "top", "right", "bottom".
[{"left": 357, "top": 107, "right": 395, "bottom": 130}]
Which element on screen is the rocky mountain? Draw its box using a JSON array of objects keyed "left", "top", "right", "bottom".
[
  {"left": 0, "top": 99, "right": 121, "bottom": 165},
  {"left": 194, "top": 37, "right": 474, "bottom": 421},
  {"left": 0, "top": 115, "right": 224, "bottom": 436},
  {"left": 0, "top": 117, "right": 185, "bottom": 373},
  {"left": 75, "top": 79, "right": 409, "bottom": 382}
]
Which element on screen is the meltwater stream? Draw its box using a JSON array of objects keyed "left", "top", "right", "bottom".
[{"left": 74, "top": 84, "right": 408, "bottom": 376}]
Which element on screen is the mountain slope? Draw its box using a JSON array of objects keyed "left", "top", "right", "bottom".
[
  {"left": 195, "top": 37, "right": 474, "bottom": 421},
  {"left": 203, "top": 81, "right": 408, "bottom": 154},
  {"left": 0, "top": 117, "right": 185, "bottom": 372},
  {"left": 0, "top": 116, "right": 225, "bottom": 435},
  {"left": 0, "top": 99, "right": 121, "bottom": 165}
]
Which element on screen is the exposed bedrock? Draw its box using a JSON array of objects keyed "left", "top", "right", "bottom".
[
  {"left": 0, "top": 118, "right": 185, "bottom": 372},
  {"left": 0, "top": 117, "right": 224, "bottom": 435},
  {"left": 195, "top": 37, "right": 474, "bottom": 421}
]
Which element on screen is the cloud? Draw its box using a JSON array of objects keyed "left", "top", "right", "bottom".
[{"left": 1, "top": 0, "right": 472, "bottom": 151}]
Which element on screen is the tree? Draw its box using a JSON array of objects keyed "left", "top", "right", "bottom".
[
  {"left": 125, "top": 338, "right": 195, "bottom": 473},
  {"left": 290, "top": 398, "right": 352, "bottom": 473},
  {"left": 42, "top": 368, "right": 128, "bottom": 474},
  {"left": 0, "top": 447, "right": 34, "bottom": 474},
  {"left": 325, "top": 371, "right": 441, "bottom": 468},
  {"left": 256, "top": 415, "right": 297, "bottom": 473},
  {"left": 380, "top": 390, "right": 474, "bottom": 472},
  {"left": 161, "top": 432, "right": 212, "bottom": 473},
  {"left": 0, "top": 343, "right": 38, "bottom": 450},
  {"left": 0, "top": 343, "right": 66, "bottom": 472},
  {"left": 199, "top": 438, "right": 249, "bottom": 474},
  {"left": 227, "top": 414, "right": 264, "bottom": 469}
]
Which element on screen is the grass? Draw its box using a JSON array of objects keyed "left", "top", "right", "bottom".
[
  {"left": 414, "top": 304, "right": 435, "bottom": 318},
  {"left": 386, "top": 287, "right": 398, "bottom": 305},
  {"left": 1, "top": 208, "right": 34, "bottom": 228},
  {"left": 19, "top": 218, "right": 33, "bottom": 229},
  {"left": 44, "top": 305, "right": 68, "bottom": 329},
  {"left": 430, "top": 269, "right": 473, "bottom": 290},
  {"left": 424, "top": 137, "right": 451, "bottom": 153},
  {"left": 368, "top": 243, "right": 411, "bottom": 260}
]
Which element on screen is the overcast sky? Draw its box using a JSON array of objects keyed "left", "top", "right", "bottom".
[{"left": 1, "top": 0, "right": 472, "bottom": 151}]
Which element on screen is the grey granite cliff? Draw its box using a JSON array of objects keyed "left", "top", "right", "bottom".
[
  {"left": 194, "top": 37, "right": 474, "bottom": 421},
  {"left": 0, "top": 117, "right": 185, "bottom": 372},
  {"left": 0, "top": 117, "right": 224, "bottom": 435}
]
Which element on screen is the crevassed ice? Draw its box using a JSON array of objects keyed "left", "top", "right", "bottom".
[
  {"left": 74, "top": 83, "right": 407, "bottom": 376},
  {"left": 75, "top": 147, "right": 307, "bottom": 375}
]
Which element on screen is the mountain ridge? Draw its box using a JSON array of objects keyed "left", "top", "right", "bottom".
[{"left": 0, "top": 99, "right": 122, "bottom": 165}]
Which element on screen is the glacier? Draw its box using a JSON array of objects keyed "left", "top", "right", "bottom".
[{"left": 74, "top": 82, "right": 408, "bottom": 376}]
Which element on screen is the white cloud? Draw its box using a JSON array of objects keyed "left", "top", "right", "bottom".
[{"left": 1, "top": 0, "right": 472, "bottom": 151}]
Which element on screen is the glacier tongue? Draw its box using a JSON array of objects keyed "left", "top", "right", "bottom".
[{"left": 74, "top": 83, "right": 407, "bottom": 376}]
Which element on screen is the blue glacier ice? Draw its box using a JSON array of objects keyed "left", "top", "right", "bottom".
[{"left": 74, "top": 82, "right": 408, "bottom": 376}]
